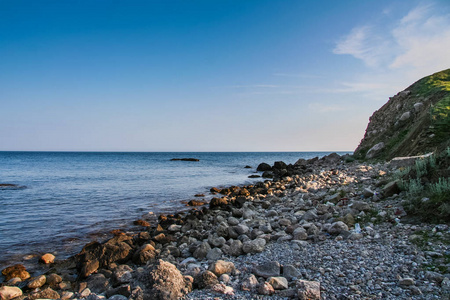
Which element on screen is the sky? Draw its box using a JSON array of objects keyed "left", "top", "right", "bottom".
[{"left": 1, "top": 0, "right": 450, "bottom": 152}]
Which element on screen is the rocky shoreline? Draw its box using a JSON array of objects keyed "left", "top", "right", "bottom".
[{"left": 1, "top": 153, "right": 449, "bottom": 300}]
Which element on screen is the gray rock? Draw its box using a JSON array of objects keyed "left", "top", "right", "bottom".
[
  {"left": 254, "top": 261, "right": 281, "bottom": 278},
  {"left": 398, "top": 278, "right": 415, "bottom": 286},
  {"left": 366, "top": 142, "right": 385, "bottom": 159},
  {"left": 193, "top": 242, "right": 211, "bottom": 259},
  {"left": 302, "top": 209, "right": 318, "bottom": 221},
  {"left": 227, "top": 217, "right": 239, "bottom": 226},
  {"left": 208, "top": 235, "right": 226, "bottom": 247},
  {"left": 206, "top": 248, "right": 223, "bottom": 261},
  {"left": 328, "top": 221, "right": 349, "bottom": 235},
  {"left": 283, "top": 265, "right": 301, "bottom": 281},
  {"left": 351, "top": 200, "right": 371, "bottom": 212},
  {"left": 225, "top": 239, "right": 243, "bottom": 256},
  {"left": 399, "top": 111, "right": 411, "bottom": 121},
  {"left": 267, "top": 277, "right": 288, "bottom": 290},
  {"left": 383, "top": 181, "right": 400, "bottom": 197},
  {"left": 292, "top": 228, "right": 308, "bottom": 240},
  {"left": 414, "top": 102, "right": 424, "bottom": 112},
  {"left": 108, "top": 295, "right": 128, "bottom": 300},
  {"left": 242, "top": 238, "right": 266, "bottom": 254},
  {"left": 241, "top": 274, "right": 258, "bottom": 291}
]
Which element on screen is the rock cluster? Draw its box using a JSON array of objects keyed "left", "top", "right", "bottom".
[{"left": 1, "top": 153, "right": 449, "bottom": 299}]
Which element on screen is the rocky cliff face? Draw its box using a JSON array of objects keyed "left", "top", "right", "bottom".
[{"left": 354, "top": 68, "right": 450, "bottom": 160}]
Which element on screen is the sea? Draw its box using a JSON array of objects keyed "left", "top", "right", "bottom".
[{"left": 0, "top": 151, "right": 349, "bottom": 270}]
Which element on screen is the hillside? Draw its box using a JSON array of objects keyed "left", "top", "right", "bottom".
[{"left": 354, "top": 68, "right": 450, "bottom": 160}]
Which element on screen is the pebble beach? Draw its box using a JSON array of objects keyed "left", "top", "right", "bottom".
[{"left": 1, "top": 153, "right": 449, "bottom": 300}]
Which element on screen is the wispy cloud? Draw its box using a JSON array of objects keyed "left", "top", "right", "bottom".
[
  {"left": 332, "top": 26, "right": 391, "bottom": 68},
  {"left": 332, "top": 1, "right": 450, "bottom": 99}
]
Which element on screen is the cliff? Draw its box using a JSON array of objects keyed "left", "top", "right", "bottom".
[{"left": 354, "top": 68, "right": 450, "bottom": 160}]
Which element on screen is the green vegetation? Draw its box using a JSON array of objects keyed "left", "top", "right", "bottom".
[
  {"left": 398, "top": 151, "right": 450, "bottom": 222},
  {"left": 430, "top": 95, "right": 450, "bottom": 142}
]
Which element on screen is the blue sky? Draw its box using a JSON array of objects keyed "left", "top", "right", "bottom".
[{"left": 1, "top": 0, "right": 450, "bottom": 151}]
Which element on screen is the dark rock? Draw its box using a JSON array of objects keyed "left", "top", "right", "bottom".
[
  {"left": 257, "top": 163, "right": 272, "bottom": 172},
  {"left": 262, "top": 171, "right": 274, "bottom": 178},
  {"left": 273, "top": 161, "right": 287, "bottom": 170},
  {"left": 170, "top": 158, "right": 199, "bottom": 162},
  {"left": 106, "top": 285, "right": 131, "bottom": 298},
  {"left": 244, "top": 165, "right": 252, "bottom": 169},
  {"left": 0, "top": 183, "right": 26, "bottom": 190},
  {"left": 194, "top": 270, "right": 219, "bottom": 289},
  {"left": 147, "top": 260, "right": 192, "bottom": 300},
  {"left": 248, "top": 175, "right": 261, "bottom": 178},
  {"left": 86, "top": 273, "right": 109, "bottom": 294},
  {"left": 76, "top": 236, "right": 134, "bottom": 278},
  {"left": 209, "top": 197, "right": 228, "bottom": 209},
  {"left": 383, "top": 180, "right": 400, "bottom": 197},
  {"left": 254, "top": 261, "right": 281, "bottom": 278}
]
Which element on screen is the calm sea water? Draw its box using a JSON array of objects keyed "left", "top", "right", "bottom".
[{"left": 0, "top": 151, "right": 348, "bottom": 270}]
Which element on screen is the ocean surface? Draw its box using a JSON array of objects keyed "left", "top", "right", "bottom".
[{"left": 0, "top": 151, "right": 349, "bottom": 270}]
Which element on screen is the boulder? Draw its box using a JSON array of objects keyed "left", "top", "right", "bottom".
[
  {"left": 132, "top": 244, "right": 157, "bottom": 265},
  {"left": 208, "top": 260, "right": 235, "bottom": 276},
  {"left": 267, "top": 277, "right": 288, "bottom": 290},
  {"left": 292, "top": 228, "right": 308, "bottom": 240},
  {"left": 46, "top": 273, "right": 62, "bottom": 287},
  {"left": 0, "top": 286, "right": 22, "bottom": 300},
  {"left": 382, "top": 181, "right": 400, "bottom": 197},
  {"left": 193, "top": 242, "right": 211, "bottom": 259},
  {"left": 211, "top": 283, "right": 234, "bottom": 295},
  {"left": 206, "top": 248, "right": 223, "bottom": 261},
  {"left": 224, "top": 239, "right": 243, "bottom": 256},
  {"left": 254, "top": 261, "right": 281, "bottom": 278},
  {"left": 328, "top": 221, "right": 349, "bottom": 235},
  {"left": 273, "top": 161, "right": 287, "bottom": 170},
  {"left": 399, "top": 111, "right": 411, "bottom": 121},
  {"left": 366, "top": 142, "right": 385, "bottom": 159},
  {"left": 283, "top": 265, "right": 301, "bottom": 281},
  {"left": 257, "top": 163, "right": 272, "bottom": 172},
  {"left": 241, "top": 274, "right": 258, "bottom": 291},
  {"left": 86, "top": 273, "right": 109, "bottom": 294},
  {"left": 39, "top": 253, "right": 55, "bottom": 264},
  {"left": 351, "top": 200, "right": 371, "bottom": 212},
  {"left": 242, "top": 238, "right": 266, "bottom": 254},
  {"left": 258, "top": 282, "right": 275, "bottom": 295},
  {"left": 1, "top": 265, "right": 30, "bottom": 281},
  {"left": 194, "top": 270, "right": 219, "bottom": 289},
  {"left": 297, "top": 280, "right": 320, "bottom": 300},
  {"left": 147, "top": 260, "right": 192, "bottom": 300},
  {"left": 27, "top": 275, "right": 46, "bottom": 289}
]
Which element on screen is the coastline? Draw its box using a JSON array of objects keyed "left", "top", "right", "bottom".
[{"left": 1, "top": 153, "right": 449, "bottom": 299}]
